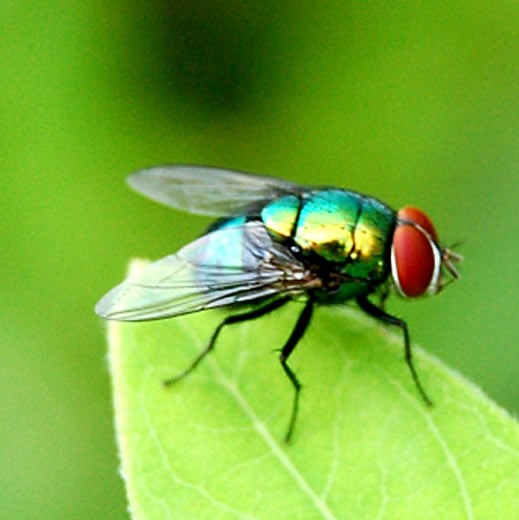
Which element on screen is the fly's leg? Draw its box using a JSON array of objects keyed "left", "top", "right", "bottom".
[
  {"left": 356, "top": 294, "right": 433, "bottom": 407},
  {"left": 163, "top": 296, "right": 291, "bottom": 387},
  {"left": 279, "top": 297, "right": 314, "bottom": 443},
  {"left": 377, "top": 282, "right": 391, "bottom": 311}
]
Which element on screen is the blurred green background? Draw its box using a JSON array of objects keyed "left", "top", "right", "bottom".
[{"left": 1, "top": 1, "right": 518, "bottom": 518}]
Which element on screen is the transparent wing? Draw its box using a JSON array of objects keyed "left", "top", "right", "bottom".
[
  {"left": 127, "top": 165, "right": 308, "bottom": 216},
  {"left": 95, "top": 222, "right": 319, "bottom": 321}
]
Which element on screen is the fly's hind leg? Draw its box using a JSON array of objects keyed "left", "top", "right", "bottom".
[
  {"left": 279, "top": 297, "right": 314, "bottom": 443},
  {"left": 163, "top": 296, "right": 291, "bottom": 387}
]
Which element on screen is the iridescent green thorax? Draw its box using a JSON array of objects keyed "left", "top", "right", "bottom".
[{"left": 261, "top": 190, "right": 396, "bottom": 302}]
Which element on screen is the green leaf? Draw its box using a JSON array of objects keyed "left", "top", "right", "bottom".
[{"left": 108, "top": 261, "right": 519, "bottom": 520}]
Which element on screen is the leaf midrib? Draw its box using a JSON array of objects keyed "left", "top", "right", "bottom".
[{"left": 178, "top": 318, "right": 338, "bottom": 520}]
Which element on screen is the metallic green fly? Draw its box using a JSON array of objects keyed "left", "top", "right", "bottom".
[{"left": 96, "top": 165, "right": 461, "bottom": 442}]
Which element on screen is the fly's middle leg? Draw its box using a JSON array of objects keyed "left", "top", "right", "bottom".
[{"left": 278, "top": 297, "right": 314, "bottom": 443}]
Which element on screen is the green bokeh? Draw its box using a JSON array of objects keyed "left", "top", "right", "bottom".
[{"left": 1, "top": 2, "right": 518, "bottom": 518}]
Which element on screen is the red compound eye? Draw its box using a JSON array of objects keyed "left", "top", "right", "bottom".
[
  {"left": 391, "top": 206, "right": 440, "bottom": 297},
  {"left": 398, "top": 206, "right": 438, "bottom": 241}
]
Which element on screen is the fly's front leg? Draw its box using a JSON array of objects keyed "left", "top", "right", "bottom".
[{"left": 356, "top": 294, "right": 433, "bottom": 406}]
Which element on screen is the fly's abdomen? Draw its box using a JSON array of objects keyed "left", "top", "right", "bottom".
[
  {"left": 261, "top": 189, "right": 396, "bottom": 300},
  {"left": 260, "top": 194, "right": 300, "bottom": 239},
  {"left": 261, "top": 190, "right": 361, "bottom": 260},
  {"left": 294, "top": 190, "right": 361, "bottom": 263},
  {"left": 202, "top": 216, "right": 249, "bottom": 269}
]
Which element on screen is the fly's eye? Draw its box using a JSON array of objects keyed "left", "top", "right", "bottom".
[
  {"left": 398, "top": 206, "right": 438, "bottom": 241},
  {"left": 391, "top": 206, "right": 441, "bottom": 297}
]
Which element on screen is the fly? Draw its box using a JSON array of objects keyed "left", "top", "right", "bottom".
[{"left": 96, "top": 165, "right": 462, "bottom": 442}]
